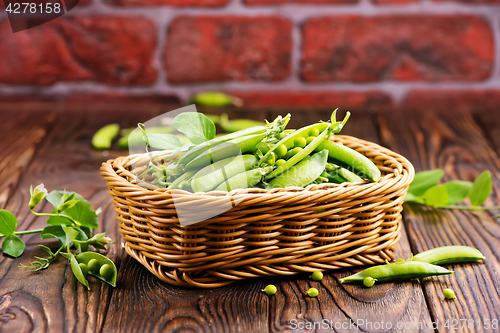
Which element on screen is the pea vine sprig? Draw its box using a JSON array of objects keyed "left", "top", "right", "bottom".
[
  {"left": 0, "top": 184, "right": 116, "bottom": 290},
  {"left": 405, "top": 169, "right": 500, "bottom": 219}
]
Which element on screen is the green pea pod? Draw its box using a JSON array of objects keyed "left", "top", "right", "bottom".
[
  {"left": 186, "top": 133, "right": 266, "bottom": 170},
  {"left": 191, "top": 92, "right": 243, "bottom": 107},
  {"left": 70, "top": 253, "right": 90, "bottom": 290},
  {"left": 327, "top": 162, "right": 363, "bottom": 183},
  {"left": 176, "top": 126, "right": 267, "bottom": 166},
  {"left": 260, "top": 123, "right": 329, "bottom": 165},
  {"left": 92, "top": 124, "right": 120, "bottom": 150},
  {"left": 339, "top": 261, "right": 453, "bottom": 284},
  {"left": 265, "top": 127, "right": 330, "bottom": 180},
  {"left": 321, "top": 170, "right": 347, "bottom": 184},
  {"left": 316, "top": 140, "right": 381, "bottom": 182},
  {"left": 76, "top": 252, "right": 117, "bottom": 287},
  {"left": 118, "top": 126, "right": 175, "bottom": 149},
  {"left": 214, "top": 167, "right": 271, "bottom": 191},
  {"left": 412, "top": 246, "right": 485, "bottom": 265},
  {"left": 220, "top": 113, "right": 266, "bottom": 133},
  {"left": 168, "top": 169, "right": 198, "bottom": 189},
  {"left": 191, "top": 155, "right": 258, "bottom": 192},
  {"left": 266, "top": 150, "right": 328, "bottom": 189}
]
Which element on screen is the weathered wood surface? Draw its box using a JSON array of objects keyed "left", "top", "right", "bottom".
[
  {"left": 0, "top": 104, "right": 498, "bottom": 333},
  {"left": 378, "top": 110, "right": 500, "bottom": 333}
]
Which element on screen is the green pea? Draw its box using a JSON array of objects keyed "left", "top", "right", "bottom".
[
  {"left": 100, "top": 264, "right": 114, "bottom": 281},
  {"left": 79, "top": 263, "right": 89, "bottom": 277},
  {"left": 307, "top": 288, "right": 319, "bottom": 297},
  {"left": 443, "top": 288, "right": 456, "bottom": 299},
  {"left": 310, "top": 271, "right": 323, "bottom": 281},
  {"left": 266, "top": 152, "right": 276, "bottom": 164},
  {"left": 363, "top": 277, "right": 377, "bottom": 287},
  {"left": 87, "top": 259, "right": 100, "bottom": 274},
  {"left": 275, "top": 159, "right": 286, "bottom": 167},
  {"left": 284, "top": 147, "right": 302, "bottom": 160},
  {"left": 306, "top": 136, "right": 316, "bottom": 144},
  {"left": 309, "top": 128, "right": 320, "bottom": 137},
  {"left": 262, "top": 284, "right": 277, "bottom": 295},
  {"left": 294, "top": 137, "right": 307, "bottom": 148},
  {"left": 275, "top": 144, "right": 288, "bottom": 158}
]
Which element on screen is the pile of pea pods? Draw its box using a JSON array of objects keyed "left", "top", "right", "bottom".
[{"left": 157, "top": 110, "right": 382, "bottom": 192}]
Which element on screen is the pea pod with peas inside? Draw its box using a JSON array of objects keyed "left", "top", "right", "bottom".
[
  {"left": 266, "top": 150, "right": 328, "bottom": 189},
  {"left": 76, "top": 252, "right": 117, "bottom": 287}
]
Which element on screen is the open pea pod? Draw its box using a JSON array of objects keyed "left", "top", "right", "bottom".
[
  {"left": 76, "top": 252, "right": 117, "bottom": 287},
  {"left": 263, "top": 125, "right": 330, "bottom": 180},
  {"left": 69, "top": 253, "right": 90, "bottom": 290}
]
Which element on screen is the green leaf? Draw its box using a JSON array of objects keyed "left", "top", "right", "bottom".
[
  {"left": 46, "top": 191, "right": 98, "bottom": 229},
  {"left": 2, "top": 234, "right": 25, "bottom": 257},
  {"left": 41, "top": 225, "right": 66, "bottom": 246},
  {"left": 142, "top": 133, "right": 181, "bottom": 150},
  {"left": 69, "top": 253, "right": 90, "bottom": 290},
  {"left": 62, "top": 227, "right": 79, "bottom": 246},
  {"left": 442, "top": 180, "right": 473, "bottom": 205},
  {"left": 422, "top": 185, "right": 449, "bottom": 207},
  {"left": 173, "top": 112, "right": 215, "bottom": 145},
  {"left": 469, "top": 171, "right": 492, "bottom": 207},
  {"left": 408, "top": 169, "right": 445, "bottom": 197},
  {"left": 0, "top": 209, "right": 17, "bottom": 237},
  {"left": 404, "top": 192, "right": 424, "bottom": 204}
]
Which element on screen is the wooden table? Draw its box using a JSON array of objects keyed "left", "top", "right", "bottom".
[{"left": 0, "top": 103, "right": 499, "bottom": 332}]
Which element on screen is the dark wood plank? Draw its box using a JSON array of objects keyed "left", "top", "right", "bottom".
[
  {"left": 102, "top": 256, "right": 269, "bottom": 333},
  {"left": 378, "top": 110, "right": 500, "bottom": 333},
  {"left": 261, "top": 109, "right": 433, "bottom": 332},
  {"left": 474, "top": 110, "right": 500, "bottom": 157},
  {"left": 0, "top": 105, "right": 168, "bottom": 332},
  {"left": 0, "top": 108, "right": 56, "bottom": 208}
]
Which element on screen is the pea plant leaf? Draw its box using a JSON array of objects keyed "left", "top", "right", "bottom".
[
  {"left": 422, "top": 185, "right": 449, "bottom": 207},
  {"left": 408, "top": 169, "right": 445, "bottom": 197},
  {"left": 143, "top": 134, "right": 181, "bottom": 150},
  {"left": 173, "top": 112, "right": 215, "bottom": 145},
  {"left": 404, "top": 192, "right": 424, "bottom": 204},
  {"left": 2, "top": 234, "right": 25, "bottom": 258},
  {"left": 46, "top": 191, "right": 99, "bottom": 229},
  {"left": 0, "top": 209, "right": 17, "bottom": 237},
  {"left": 442, "top": 180, "right": 473, "bottom": 205},
  {"left": 469, "top": 171, "right": 492, "bottom": 207}
]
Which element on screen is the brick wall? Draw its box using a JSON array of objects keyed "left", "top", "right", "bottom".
[{"left": 0, "top": 0, "right": 499, "bottom": 110}]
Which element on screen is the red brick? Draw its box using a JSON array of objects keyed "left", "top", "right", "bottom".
[
  {"left": 372, "top": 0, "right": 419, "bottom": 4},
  {"left": 230, "top": 91, "right": 392, "bottom": 108},
  {"left": 432, "top": 0, "right": 500, "bottom": 3},
  {"left": 105, "top": 0, "right": 230, "bottom": 6},
  {"left": 301, "top": 16, "right": 494, "bottom": 83},
  {"left": 65, "top": 93, "right": 180, "bottom": 104},
  {"left": 403, "top": 90, "right": 500, "bottom": 111},
  {"left": 164, "top": 16, "right": 292, "bottom": 83},
  {"left": 0, "top": 16, "right": 157, "bottom": 86},
  {"left": 244, "top": 0, "right": 356, "bottom": 4}
]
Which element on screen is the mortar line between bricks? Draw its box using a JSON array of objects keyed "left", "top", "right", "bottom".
[{"left": 3, "top": 1, "right": 500, "bottom": 105}]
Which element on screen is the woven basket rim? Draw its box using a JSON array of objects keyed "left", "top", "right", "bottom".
[{"left": 101, "top": 135, "right": 415, "bottom": 200}]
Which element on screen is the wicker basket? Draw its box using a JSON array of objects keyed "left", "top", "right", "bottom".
[{"left": 100, "top": 135, "right": 414, "bottom": 288}]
